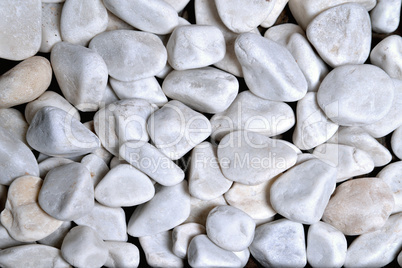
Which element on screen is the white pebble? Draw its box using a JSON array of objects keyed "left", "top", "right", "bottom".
[
  {"left": 105, "top": 10, "right": 134, "bottom": 32},
  {"left": 81, "top": 153, "right": 109, "bottom": 186},
  {"left": 184, "top": 196, "right": 227, "bottom": 226},
  {"left": 392, "top": 125, "right": 402, "bottom": 160},
  {"left": 260, "top": 0, "right": 289, "bottom": 28},
  {"left": 172, "top": 223, "right": 206, "bottom": 259},
  {"left": 264, "top": 23, "right": 305, "bottom": 46},
  {"left": 370, "top": 0, "right": 401, "bottom": 33},
  {"left": 40, "top": 3, "right": 62, "bottom": 53},
  {"left": 370, "top": 35, "right": 402, "bottom": 80},
  {"left": 38, "top": 157, "right": 73, "bottom": 178},
  {"left": 104, "top": 241, "right": 140, "bottom": 268},
  {"left": 0, "top": 108, "right": 29, "bottom": 147},
  {"left": 377, "top": 161, "right": 402, "bottom": 213}
]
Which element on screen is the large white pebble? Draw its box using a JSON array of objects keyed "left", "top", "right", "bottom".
[
  {"left": 184, "top": 196, "right": 227, "bottom": 226},
  {"left": 162, "top": 67, "right": 238, "bottom": 114},
  {"left": 307, "top": 221, "right": 347, "bottom": 268},
  {"left": 370, "top": 35, "right": 402, "bottom": 80},
  {"left": 61, "top": 226, "right": 108, "bottom": 268},
  {"left": 0, "top": 0, "right": 41, "bottom": 60},
  {"left": 370, "top": 0, "right": 401, "bottom": 33},
  {"left": 249, "top": 219, "right": 307, "bottom": 267},
  {"left": 89, "top": 30, "right": 167, "bottom": 81},
  {"left": 378, "top": 161, "right": 402, "bottom": 213},
  {"left": 60, "top": 0, "right": 108, "bottom": 46},
  {"left": 0, "top": 108, "right": 29, "bottom": 147},
  {"left": 128, "top": 181, "right": 190, "bottom": 237},
  {"left": 317, "top": 64, "right": 395, "bottom": 126},
  {"left": 235, "top": 32, "right": 307, "bottom": 102},
  {"left": 306, "top": 3, "right": 371, "bottom": 68},
  {"left": 104, "top": 241, "right": 140, "bottom": 268},
  {"left": 40, "top": 3, "right": 62, "bottom": 53},
  {"left": 392, "top": 126, "right": 402, "bottom": 160},
  {"left": 167, "top": 25, "right": 226, "bottom": 70},
  {"left": 38, "top": 221, "right": 72, "bottom": 248},
  {"left": 172, "top": 223, "right": 206, "bottom": 259}
]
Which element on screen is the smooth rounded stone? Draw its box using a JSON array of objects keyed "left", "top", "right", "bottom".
[
  {"left": 206, "top": 205, "right": 255, "bottom": 251},
  {"left": 260, "top": 0, "right": 288, "bottom": 28},
  {"left": 250, "top": 219, "right": 307, "bottom": 267},
  {"left": 263, "top": 23, "right": 305, "bottom": 46},
  {"left": 210, "top": 91, "right": 295, "bottom": 141},
  {"left": 214, "top": 0, "right": 275, "bottom": 33},
  {"left": 74, "top": 202, "right": 127, "bottom": 241},
  {"left": 38, "top": 157, "right": 73, "bottom": 178},
  {"left": 322, "top": 177, "right": 394, "bottom": 235},
  {"left": 217, "top": 131, "right": 297, "bottom": 185},
  {"left": 293, "top": 92, "right": 339, "bottom": 150},
  {"left": 89, "top": 30, "right": 167, "bottom": 82},
  {"left": 105, "top": 10, "right": 134, "bottom": 31},
  {"left": 147, "top": 100, "right": 211, "bottom": 160},
  {"left": 109, "top": 156, "right": 127, "bottom": 169},
  {"left": 172, "top": 223, "right": 206, "bottom": 259},
  {"left": 371, "top": 0, "right": 401, "bottom": 33},
  {"left": 0, "top": 223, "right": 27, "bottom": 249},
  {"left": 0, "top": 108, "right": 29, "bottom": 147},
  {"left": 307, "top": 221, "right": 347, "bottom": 268},
  {"left": 276, "top": 139, "right": 302, "bottom": 155},
  {"left": 27, "top": 107, "right": 100, "bottom": 157},
  {"left": 61, "top": 226, "right": 108, "bottom": 268},
  {"left": 314, "top": 144, "right": 375, "bottom": 182},
  {"left": 0, "top": 56, "right": 52, "bottom": 109},
  {"left": 295, "top": 153, "right": 317, "bottom": 166},
  {"left": 40, "top": 3, "right": 62, "bottom": 53},
  {"left": 289, "top": 0, "right": 376, "bottom": 30},
  {"left": 0, "top": 244, "right": 70, "bottom": 268},
  {"left": 317, "top": 64, "right": 395, "bottom": 126},
  {"left": 95, "top": 164, "right": 155, "bottom": 207},
  {"left": 0, "top": 127, "right": 39, "bottom": 186},
  {"left": 1, "top": 176, "right": 63, "bottom": 242},
  {"left": 110, "top": 77, "right": 168, "bottom": 107},
  {"left": 162, "top": 67, "right": 238, "bottom": 114},
  {"left": 270, "top": 159, "right": 337, "bottom": 224},
  {"left": 60, "top": 0, "right": 108, "bottom": 46},
  {"left": 344, "top": 213, "right": 402, "bottom": 268},
  {"left": 104, "top": 241, "right": 140, "bottom": 268},
  {"left": 235, "top": 33, "right": 307, "bottom": 102},
  {"left": 184, "top": 195, "right": 228, "bottom": 226},
  {"left": 164, "top": 0, "right": 190, "bottom": 12},
  {"left": 128, "top": 181, "right": 190, "bottom": 237},
  {"left": 378, "top": 162, "right": 402, "bottom": 213},
  {"left": 225, "top": 180, "right": 276, "bottom": 220},
  {"left": 81, "top": 154, "right": 109, "bottom": 186},
  {"left": 328, "top": 126, "right": 392, "bottom": 167},
  {"left": 234, "top": 249, "right": 250, "bottom": 267},
  {"left": 37, "top": 153, "right": 51, "bottom": 163},
  {"left": 167, "top": 25, "right": 225, "bottom": 71},
  {"left": 188, "top": 234, "right": 242, "bottom": 268},
  {"left": 362, "top": 78, "right": 402, "bottom": 137},
  {"left": 189, "top": 142, "right": 233, "bottom": 201},
  {"left": 94, "top": 99, "right": 157, "bottom": 156},
  {"left": 38, "top": 221, "right": 72, "bottom": 248},
  {"left": 38, "top": 163, "right": 94, "bottom": 221},
  {"left": 51, "top": 42, "right": 108, "bottom": 112},
  {"left": 139, "top": 231, "right": 184, "bottom": 268},
  {"left": 370, "top": 35, "right": 402, "bottom": 80},
  {"left": 100, "top": 83, "right": 119, "bottom": 109},
  {"left": 0, "top": 0, "right": 41, "bottom": 60},
  {"left": 306, "top": 4, "right": 371, "bottom": 68},
  {"left": 392, "top": 126, "right": 402, "bottom": 160},
  {"left": 120, "top": 142, "right": 184, "bottom": 186}
]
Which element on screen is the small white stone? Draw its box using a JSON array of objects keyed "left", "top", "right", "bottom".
[
  {"left": 0, "top": 223, "right": 27, "bottom": 249},
  {"left": 61, "top": 225, "right": 108, "bottom": 268},
  {"left": 81, "top": 153, "right": 109, "bottom": 187},
  {"left": 392, "top": 126, "right": 402, "bottom": 160},
  {"left": 74, "top": 202, "right": 127, "bottom": 241},
  {"left": 0, "top": 108, "right": 29, "bottom": 147},
  {"left": 40, "top": 3, "right": 62, "bottom": 53},
  {"left": 210, "top": 91, "right": 295, "bottom": 141},
  {"left": 60, "top": 0, "right": 108, "bottom": 46},
  {"left": 235, "top": 32, "right": 307, "bottom": 102},
  {"left": 104, "top": 241, "right": 140, "bottom": 268},
  {"left": 370, "top": 35, "right": 402, "bottom": 80},
  {"left": 264, "top": 23, "right": 305, "bottom": 46},
  {"left": 139, "top": 231, "right": 184, "bottom": 268},
  {"left": 38, "top": 221, "right": 72, "bottom": 248},
  {"left": 249, "top": 219, "right": 307, "bottom": 267},
  {"left": 184, "top": 196, "right": 227, "bottom": 226},
  {"left": 128, "top": 181, "right": 190, "bottom": 237},
  {"left": 38, "top": 157, "right": 73, "bottom": 178},
  {"left": 307, "top": 221, "right": 347, "bottom": 268},
  {"left": 172, "top": 223, "right": 206, "bottom": 259},
  {"left": 370, "top": 0, "right": 401, "bottom": 33},
  {"left": 89, "top": 30, "right": 167, "bottom": 82},
  {"left": 378, "top": 161, "right": 402, "bottom": 213},
  {"left": 260, "top": 0, "right": 289, "bottom": 28},
  {"left": 306, "top": 3, "right": 371, "bottom": 68}
]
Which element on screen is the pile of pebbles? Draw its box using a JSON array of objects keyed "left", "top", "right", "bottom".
[{"left": 0, "top": 0, "right": 402, "bottom": 267}]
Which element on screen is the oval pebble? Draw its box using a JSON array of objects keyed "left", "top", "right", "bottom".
[
  {"left": 370, "top": 35, "right": 402, "bottom": 80},
  {"left": 370, "top": 0, "right": 401, "bottom": 34}
]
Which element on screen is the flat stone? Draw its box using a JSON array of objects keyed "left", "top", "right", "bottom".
[
  {"left": 184, "top": 196, "right": 227, "bottom": 226},
  {"left": 249, "top": 219, "right": 307, "bottom": 267},
  {"left": 378, "top": 161, "right": 402, "bottom": 213},
  {"left": 1, "top": 176, "right": 63, "bottom": 242},
  {"left": 89, "top": 30, "right": 167, "bottom": 82},
  {"left": 172, "top": 223, "right": 206, "bottom": 259},
  {"left": 264, "top": 23, "right": 305, "bottom": 46},
  {"left": 235, "top": 32, "right": 307, "bottom": 102},
  {"left": 371, "top": 0, "right": 401, "bottom": 33},
  {"left": 189, "top": 142, "right": 233, "bottom": 201},
  {"left": 60, "top": 0, "right": 108, "bottom": 46},
  {"left": 392, "top": 126, "right": 402, "bottom": 160},
  {"left": 0, "top": 108, "right": 29, "bottom": 147},
  {"left": 38, "top": 221, "right": 72, "bottom": 248},
  {"left": 0, "top": 0, "right": 41, "bottom": 60},
  {"left": 322, "top": 177, "right": 395, "bottom": 235},
  {"left": 27, "top": 107, "right": 100, "bottom": 157},
  {"left": 306, "top": 3, "right": 371, "bottom": 68},
  {"left": 40, "top": 3, "right": 62, "bottom": 53},
  {"left": 0, "top": 223, "right": 27, "bottom": 249},
  {"left": 104, "top": 241, "right": 140, "bottom": 268},
  {"left": 260, "top": 0, "right": 289, "bottom": 28},
  {"left": 61, "top": 226, "right": 108, "bottom": 268},
  {"left": 217, "top": 131, "right": 297, "bottom": 185},
  {"left": 162, "top": 67, "right": 238, "bottom": 113},
  {"left": 270, "top": 159, "right": 337, "bottom": 224},
  {"left": 317, "top": 64, "right": 395, "bottom": 126},
  {"left": 128, "top": 181, "right": 190, "bottom": 237},
  {"left": 307, "top": 221, "right": 347, "bottom": 268},
  {"left": 0, "top": 244, "right": 70, "bottom": 268},
  {"left": 210, "top": 91, "right": 295, "bottom": 141},
  {"left": 38, "top": 157, "right": 73, "bottom": 178},
  {"left": 74, "top": 202, "right": 127, "bottom": 241},
  {"left": 95, "top": 164, "right": 155, "bottom": 207},
  {"left": 370, "top": 35, "right": 402, "bottom": 80},
  {"left": 0, "top": 56, "right": 52, "bottom": 108},
  {"left": 51, "top": 42, "right": 108, "bottom": 112},
  {"left": 38, "top": 162, "right": 94, "bottom": 221}
]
